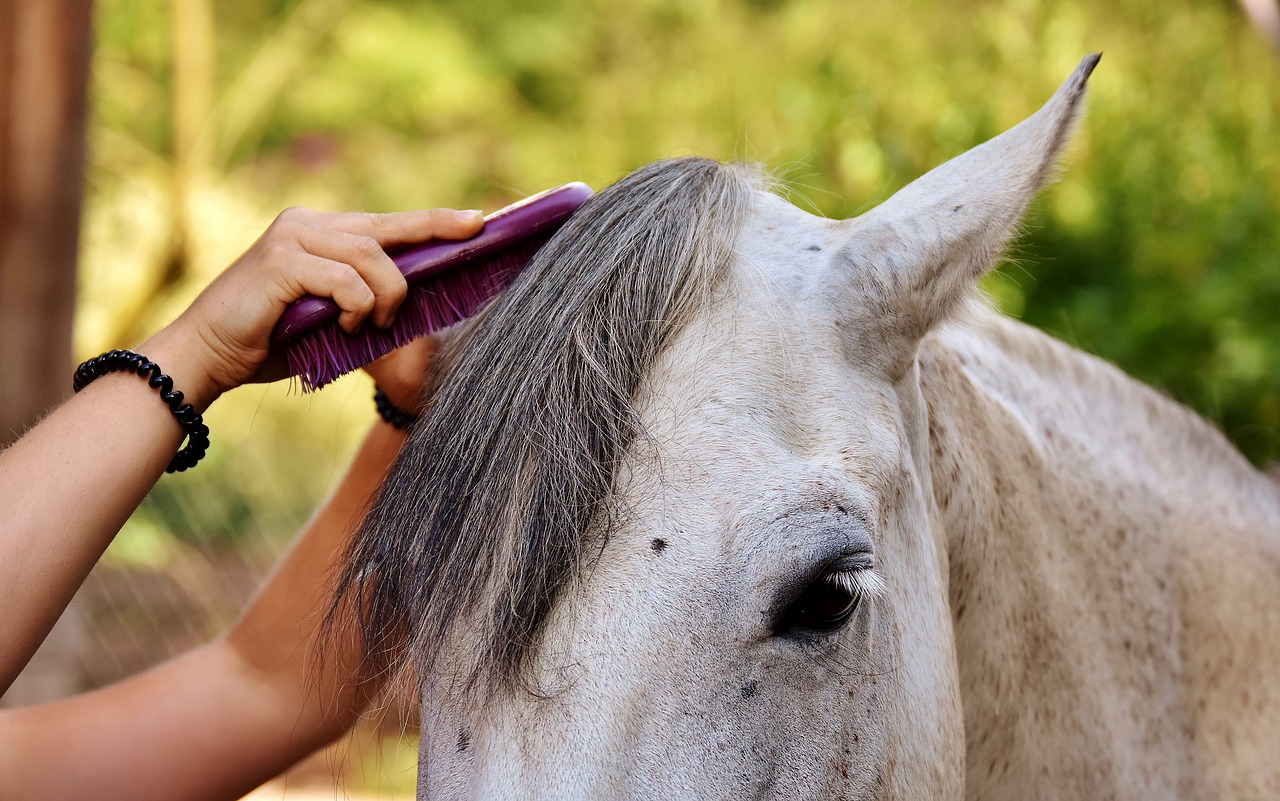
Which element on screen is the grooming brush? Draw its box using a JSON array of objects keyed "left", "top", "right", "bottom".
[{"left": 273, "top": 182, "right": 594, "bottom": 390}]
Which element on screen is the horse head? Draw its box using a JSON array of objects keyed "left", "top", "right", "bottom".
[{"left": 339, "top": 55, "right": 1100, "bottom": 799}]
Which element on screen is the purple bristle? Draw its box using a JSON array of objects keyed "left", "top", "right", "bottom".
[{"left": 285, "top": 239, "right": 542, "bottom": 390}]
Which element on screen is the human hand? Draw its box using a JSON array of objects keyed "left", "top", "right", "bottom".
[
  {"left": 141, "top": 207, "right": 483, "bottom": 411},
  {"left": 363, "top": 336, "right": 437, "bottom": 416}
]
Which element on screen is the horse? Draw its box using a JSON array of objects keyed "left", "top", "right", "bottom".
[{"left": 333, "top": 54, "right": 1280, "bottom": 799}]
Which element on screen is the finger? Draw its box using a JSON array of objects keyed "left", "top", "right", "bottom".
[
  {"left": 292, "top": 226, "right": 407, "bottom": 328},
  {"left": 285, "top": 254, "right": 377, "bottom": 334},
  {"left": 274, "top": 205, "right": 319, "bottom": 225},
  {"left": 319, "top": 208, "right": 485, "bottom": 247}
]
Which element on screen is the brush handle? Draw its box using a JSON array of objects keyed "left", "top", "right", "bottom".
[{"left": 271, "top": 182, "right": 594, "bottom": 346}]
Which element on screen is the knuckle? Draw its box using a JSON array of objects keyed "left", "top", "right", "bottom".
[
  {"left": 369, "top": 212, "right": 401, "bottom": 234},
  {"left": 277, "top": 206, "right": 311, "bottom": 223},
  {"left": 355, "top": 285, "right": 376, "bottom": 313},
  {"left": 335, "top": 266, "right": 375, "bottom": 310},
  {"left": 425, "top": 208, "right": 452, "bottom": 229},
  {"left": 353, "top": 235, "right": 384, "bottom": 262},
  {"left": 271, "top": 220, "right": 306, "bottom": 244},
  {"left": 389, "top": 273, "right": 409, "bottom": 299},
  {"left": 262, "top": 242, "right": 292, "bottom": 264},
  {"left": 333, "top": 262, "right": 362, "bottom": 287}
]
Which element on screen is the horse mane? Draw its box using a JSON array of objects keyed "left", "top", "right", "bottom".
[{"left": 331, "top": 157, "right": 756, "bottom": 700}]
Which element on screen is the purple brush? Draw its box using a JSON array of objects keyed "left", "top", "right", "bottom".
[{"left": 273, "top": 182, "right": 594, "bottom": 391}]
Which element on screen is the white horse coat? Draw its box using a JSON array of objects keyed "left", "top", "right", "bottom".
[{"left": 345, "top": 55, "right": 1280, "bottom": 799}]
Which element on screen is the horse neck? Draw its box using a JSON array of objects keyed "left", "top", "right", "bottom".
[{"left": 917, "top": 303, "right": 1280, "bottom": 800}]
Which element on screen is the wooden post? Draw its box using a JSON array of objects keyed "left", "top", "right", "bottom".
[{"left": 0, "top": 0, "right": 94, "bottom": 706}]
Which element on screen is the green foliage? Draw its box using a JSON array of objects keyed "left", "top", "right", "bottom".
[{"left": 86, "top": 0, "right": 1280, "bottom": 550}]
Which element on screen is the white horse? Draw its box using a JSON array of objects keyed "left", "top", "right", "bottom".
[{"left": 338, "top": 54, "right": 1280, "bottom": 799}]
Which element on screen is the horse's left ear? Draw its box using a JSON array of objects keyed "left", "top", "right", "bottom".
[{"left": 833, "top": 54, "right": 1099, "bottom": 371}]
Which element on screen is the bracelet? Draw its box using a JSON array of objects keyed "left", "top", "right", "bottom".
[
  {"left": 73, "top": 349, "right": 210, "bottom": 473},
  {"left": 373, "top": 387, "right": 418, "bottom": 430}
]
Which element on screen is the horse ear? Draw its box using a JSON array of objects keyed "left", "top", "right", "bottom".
[{"left": 834, "top": 54, "right": 1099, "bottom": 369}]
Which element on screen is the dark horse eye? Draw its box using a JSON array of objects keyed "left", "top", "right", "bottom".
[{"left": 781, "top": 572, "right": 867, "bottom": 634}]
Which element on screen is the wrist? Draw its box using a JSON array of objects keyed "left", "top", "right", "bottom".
[
  {"left": 373, "top": 387, "right": 419, "bottom": 431},
  {"left": 73, "top": 349, "right": 212, "bottom": 473},
  {"left": 374, "top": 382, "right": 422, "bottom": 416},
  {"left": 137, "top": 325, "right": 225, "bottom": 414}
]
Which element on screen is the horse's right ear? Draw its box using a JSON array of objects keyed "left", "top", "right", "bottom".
[{"left": 830, "top": 54, "right": 1099, "bottom": 374}]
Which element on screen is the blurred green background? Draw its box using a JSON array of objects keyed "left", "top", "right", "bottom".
[
  {"left": 19, "top": 0, "right": 1274, "bottom": 794},
  {"left": 85, "top": 0, "right": 1279, "bottom": 558}
]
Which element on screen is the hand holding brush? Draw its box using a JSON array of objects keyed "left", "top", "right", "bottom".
[
  {"left": 155, "top": 205, "right": 487, "bottom": 408},
  {"left": 1, "top": 204, "right": 486, "bottom": 692},
  {"left": 0, "top": 204, "right": 516, "bottom": 797}
]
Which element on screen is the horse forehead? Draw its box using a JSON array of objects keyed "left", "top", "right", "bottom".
[
  {"left": 621, "top": 191, "right": 903, "bottom": 514},
  {"left": 632, "top": 330, "right": 905, "bottom": 513},
  {"left": 736, "top": 191, "right": 843, "bottom": 291},
  {"left": 632, "top": 191, "right": 903, "bottom": 475}
]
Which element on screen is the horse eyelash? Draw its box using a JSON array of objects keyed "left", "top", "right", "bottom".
[{"left": 825, "top": 567, "right": 886, "bottom": 600}]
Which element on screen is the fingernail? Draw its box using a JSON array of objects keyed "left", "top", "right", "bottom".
[{"left": 459, "top": 209, "right": 484, "bottom": 222}]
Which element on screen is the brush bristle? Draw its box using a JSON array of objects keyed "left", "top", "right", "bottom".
[{"left": 286, "top": 237, "right": 545, "bottom": 391}]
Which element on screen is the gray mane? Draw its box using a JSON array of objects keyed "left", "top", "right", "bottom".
[{"left": 333, "top": 157, "right": 756, "bottom": 698}]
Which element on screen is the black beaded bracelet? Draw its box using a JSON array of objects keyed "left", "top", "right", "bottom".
[
  {"left": 373, "top": 387, "right": 419, "bottom": 430},
  {"left": 73, "top": 349, "right": 210, "bottom": 473}
]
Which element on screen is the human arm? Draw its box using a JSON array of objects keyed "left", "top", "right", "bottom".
[
  {"left": 0, "top": 405, "right": 416, "bottom": 801},
  {"left": 0, "top": 207, "right": 479, "bottom": 693}
]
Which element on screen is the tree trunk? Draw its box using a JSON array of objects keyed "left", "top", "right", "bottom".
[{"left": 0, "top": 0, "right": 94, "bottom": 707}]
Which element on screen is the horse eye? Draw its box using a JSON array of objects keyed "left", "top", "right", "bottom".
[{"left": 780, "top": 571, "right": 869, "bottom": 634}]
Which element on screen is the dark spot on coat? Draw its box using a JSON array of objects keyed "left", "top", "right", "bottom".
[
  {"left": 457, "top": 728, "right": 471, "bottom": 753},
  {"left": 952, "top": 204, "right": 963, "bottom": 212},
  {"left": 741, "top": 680, "right": 759, "bottom": 699},
  {"left": 650, "top": 538, "right": 668, "bottom": 553},
  {"left": 806, "top": 244, "right": 823, "bottom": 251}
]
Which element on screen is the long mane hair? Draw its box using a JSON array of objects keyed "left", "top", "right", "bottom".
[{"left": 331, "top": 157, "right": 756, "bottom": 700}]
